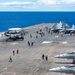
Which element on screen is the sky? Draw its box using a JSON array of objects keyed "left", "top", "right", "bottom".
[{"left": 0, "top": 0, "right": 75, "bottom": 11}]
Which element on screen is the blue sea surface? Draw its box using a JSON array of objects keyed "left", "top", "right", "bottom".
[{"left": 0, "top": 12, "right": 75, "bottom": 32}]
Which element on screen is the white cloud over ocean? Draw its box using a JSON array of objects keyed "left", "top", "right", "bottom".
[{"left": 0, "top": 0, "right": 75, "bottom": 11}]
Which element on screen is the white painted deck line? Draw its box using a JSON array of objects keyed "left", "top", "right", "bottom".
[
  {"left": 42, "top": 41, "right": 53, "bottom": 44},
  {"left": 61, "top": 41, "right": 68, "bottom": 44},
  {"left": 55, "top": 36, "right": 59, "bottom": 38},
  {"left": 10, "top": 42, "right": 18, "bottom": 45}
]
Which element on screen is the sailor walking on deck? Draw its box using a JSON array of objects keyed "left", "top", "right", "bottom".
[
  {"left": 42, "top": 54, "right": 45, "bottom": 60},
  {"left": 45, "top": 55, "right": 48, "bottom": 61}
]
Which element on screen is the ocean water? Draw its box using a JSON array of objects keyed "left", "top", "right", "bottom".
[{"left": 0, "top": 12, "right": 75, "bottom": 32}]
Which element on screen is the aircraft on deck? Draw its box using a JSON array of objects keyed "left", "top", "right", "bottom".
[
  {"left": 49, "top": 64, "right": 75, "bottom": 74},
  {"left": 64, "top": 24, "right": 75, "bottom": 34},
  {"left": 54, "top": 51, "right": 75, "bottom": 64},
  {"left": 51, "top": 21, "right": 64, "bottom": 33},
  {"left": 4, "top": 28, "right": 25, "bottom": 41},
  {"left": 51, "top": 21, "right": 68, "bottom": 33}
]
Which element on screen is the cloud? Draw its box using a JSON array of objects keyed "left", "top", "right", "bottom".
[
  {"left": 0, "top": 1, "right": 32, "bottom": 5},
  {"left": 37, "top": 0, "right": 75, "bottom": 5},
  {"left": 0, "top": 0, "right": 75, "bottom": 11},
  {"left": 62, "top": 0, "right": 75, "bottom": 4},
  {"left": 36, "top": 0, "right": 75, "bottom": 11},
  {"left": 0, "top": 1, "right": 37, "bottom": 10},
  {"left": 37, "top": 0, "right": 56, "bottom": 5},
  {"left": 0, "top": 1, "right": 34, "bottom": 8}
]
